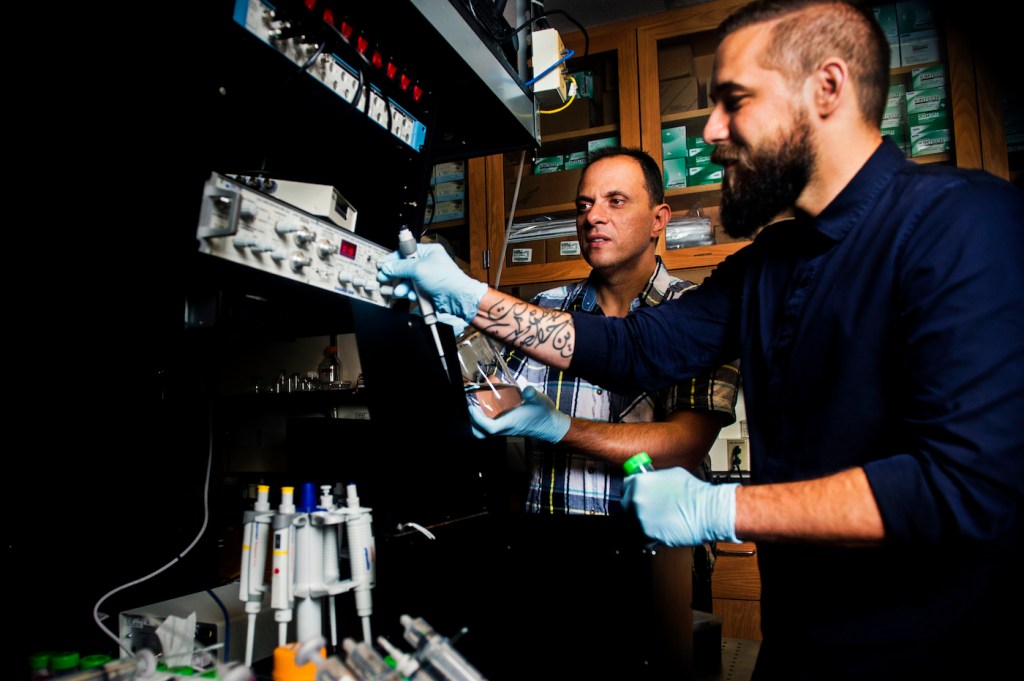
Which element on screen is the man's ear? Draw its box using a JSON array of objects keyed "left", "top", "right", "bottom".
[
  {"left": 651, "top": 203, "right": 671, "bottom": 240},
  {"left": 812, "top": 57, "right": 847, "bottom": 118}
]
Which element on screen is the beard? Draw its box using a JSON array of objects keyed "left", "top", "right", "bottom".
[{"left": 714, "top": 112, "right": 814, "bottom": 238}]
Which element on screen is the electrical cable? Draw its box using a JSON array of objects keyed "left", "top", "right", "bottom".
[
  {"left": 539, "top": 75, "right": 577, "bottom": 114},
  {"left": 91, "top": 405, "right": 214, "bottom": 656},
  {"left": 524, "top": 47, "right": 574, "bottom": 87}
]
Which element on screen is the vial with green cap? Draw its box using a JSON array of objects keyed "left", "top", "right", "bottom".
[{"left": 623, "top": 451, "right": 655, "bottom": 476}]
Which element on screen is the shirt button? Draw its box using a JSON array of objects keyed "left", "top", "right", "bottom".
[
  {"left": 587, "top": 466, "right": 595, "bottom": 474},
  {"left": 595, "top": 388, "right": 603, "bottom": 395}
]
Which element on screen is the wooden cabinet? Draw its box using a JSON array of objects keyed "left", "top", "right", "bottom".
[
  {"left": 465, "top": 0, "right": 1013, "bottom": 292},
  {"left": 712, "top": 540, "right": 763, "bottom": 640}
]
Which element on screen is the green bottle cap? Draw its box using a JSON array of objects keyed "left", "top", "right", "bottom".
[
  {"left": 623, "top": 452, "right": 654, "bottom": 476},
  {"left": 49, "top": 652, "right": 80, "bottom": 672},
  {"left": 80, "top": 654, "right": 112, "bottom": 670},
  {"left": 29, "top": 652, "right": 52, "bottom": 671}
]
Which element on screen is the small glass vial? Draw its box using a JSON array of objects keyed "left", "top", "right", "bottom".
[{"left": 319, "top": 346, "right": 343, "bottom": 389}]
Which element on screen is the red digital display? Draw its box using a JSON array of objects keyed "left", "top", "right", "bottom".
[{"left": 339, "top": 240, "right": 357, "bottom": 259}]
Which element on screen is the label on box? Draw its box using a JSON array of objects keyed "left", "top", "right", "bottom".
[
  {"left": 906, "top": 87, "right": 946, "bottom": 115},
  {"left": 911, "top": 64, "right": 945, "bottom": 91},
  {"left": 899, "top": 29, "right": 939, "bottom": 66},
  {"left": 534, "top": 156, "right": 564, "bottom": 174},
  {"left": 510, "top": 247, "right": 535, "bottom": 264},
  {"left": 564, "top": 151, "right": 588, "bottom": 170},
  {"left": 558, "top": 240, "right": 580, "bottom": 256}
]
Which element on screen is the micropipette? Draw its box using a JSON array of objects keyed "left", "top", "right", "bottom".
[{"left": 398, "top": 227, "right": 452, "bottom": 381}]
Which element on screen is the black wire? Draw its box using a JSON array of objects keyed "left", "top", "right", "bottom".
[{"left": 510, "top": 9, "right": 590, "bottom": 58}]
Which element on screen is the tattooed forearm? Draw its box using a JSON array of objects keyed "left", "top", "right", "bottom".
[{"left": 480, "top": 298, "right": 575, "bottom": 359}]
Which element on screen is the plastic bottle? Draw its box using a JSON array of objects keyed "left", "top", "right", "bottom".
[
  {"left": 29, "top": 652, "right": 53, "bottom": 680},
  {"left": 319, "top": 346, "right": 343, "bottom": 389},
  {"left": 623, "top": 451, "right": 655, "bottom": 476},
  {"left": 48, "top": 651, "right": 80, "bottom": 677}
]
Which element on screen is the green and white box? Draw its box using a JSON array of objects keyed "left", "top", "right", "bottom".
[
  {"left": 911, "top": 64, "right": 946, "bottom": 91},
  {"left": 588, "top": 136, "right": 620, "bottom": 156},
  {"left": 662, "top": 125, "right": 688, "bottom": 160},
  {"left": 533, "top": 155, "right": 564, "bottom": 174},
  {"left": 905, "top": 87, "right": 946, "bottom": 115},
  {"left": 663, "top": 157, "right": 688, "bottom": 189},
  {"left": 564, "top": 150, "right": 588, "bottom": 170},
  {"left": 908, "top": 109, "right": 948, "bottom": 143},
  {"left": 911, "top": 129, "right": 950, "bottom": 157},
  {"left": 687, "top": 163, "right": 723, "bottom": 186},
  {"left": 873, "top": 3, "right": 901, "bottom": 68},
  {"left": 686, "top": 136, "right": 715, "bottom": 165}
]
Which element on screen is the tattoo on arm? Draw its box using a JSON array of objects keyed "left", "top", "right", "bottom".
[{"left": 481, "top": 299, "right": 575, "bottom": 359}]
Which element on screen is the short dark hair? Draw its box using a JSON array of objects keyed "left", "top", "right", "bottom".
[
  {"left": 582, "top": 146, "right": 665, "bottom": 206},
  {"left": 719, "top": 0, "right": 890, "bottom": 127}
]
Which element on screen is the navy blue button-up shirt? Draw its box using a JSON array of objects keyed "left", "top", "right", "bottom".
[{"left": 570, "top": 138, "right": 1024, "bottom": 677}]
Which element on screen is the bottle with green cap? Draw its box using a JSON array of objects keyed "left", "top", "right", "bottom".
[
  {"left": 48, "top": 651, "right": 80, "bottom": 677},
  {"left": 623, "top": 451, "right": 655, "bottom": 476},
  {"left": 29, "top": 652, "right": 53, "bottom": 680}
]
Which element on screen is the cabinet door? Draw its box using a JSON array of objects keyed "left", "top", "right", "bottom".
[
  {"left": 637, "top": 0, "right": 753, "bottom": 274},
  {"left": 712, "top": 540, "right": 763, "bottom": 640}
]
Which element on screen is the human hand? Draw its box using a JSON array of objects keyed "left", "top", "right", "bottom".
[
  {"left": 468, "top": 385, "right": 571, "bottom": 442},
  {"left": 377, "top": 243, "right": 487, "bottom": 324},
  {"left": 622, "top": 467, "right": 740, "bottom": 546}
]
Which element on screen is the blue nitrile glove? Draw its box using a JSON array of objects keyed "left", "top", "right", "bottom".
[
  {"left": 468, "top": 385, "right": 571, "bottom": 442},
  {"left": 377, "top": 243, "right": 487, "bottom": 324},
  {"left": 622, "top": 467, "right": 740, "bottom": 546}
]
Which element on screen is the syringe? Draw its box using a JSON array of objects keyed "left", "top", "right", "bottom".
[{"left": 397, "top": 227, "right": 451, "bottom": 381}]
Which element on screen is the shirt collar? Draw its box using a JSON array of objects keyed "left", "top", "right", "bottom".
[
  {"left": 811, "top": 137, "right": 907, "bottom": 242},
  {"left": 575, "top": 256, "right": 671, "bottom": 313}
]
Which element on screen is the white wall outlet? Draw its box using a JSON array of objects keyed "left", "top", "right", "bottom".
[{"left": 727, "top": 438, "right": 750, "bottom": 471}]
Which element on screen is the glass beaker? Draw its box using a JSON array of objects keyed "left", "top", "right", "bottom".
[{"left": 455, "top": 328, "right": 524, "bottom": 418}]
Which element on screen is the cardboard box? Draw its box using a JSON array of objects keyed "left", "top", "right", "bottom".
[
  {"left": 431, "top": 180, "right": 465, "bottom": 202},
  {"left": 694, "top": 54, "right": 715, "bottom": 109},
  {"left": 908, "top": 109, "right": 948, "bottom": 142},
  {"left": 662, "top": 125, "right": 688, "bottom": 160},
  {"left": 541, "top": 98, "right": 597, "bottom": 135},
  {"left": 873, "top": 3, "right": 901, "bottom": 68},
  {"left": 505, "top": 240, "right": 547, "bottom": 267},
  {"left": 506, "top": 167, "right": 583, "bottom": 212},
  {"left": 660, "top": 76, "right": 699, "bottom": 115},
  {"left": 658, "top": 43, "right": 694, "bottom": 80},
  {"left": 431, "top": 161, "right": 465, "bottom": 184},
  {"left": 545, "top": 237, "right": 582, "bottom": 262}
]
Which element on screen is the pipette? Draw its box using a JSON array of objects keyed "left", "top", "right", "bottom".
[{"left": 397, "top": 227, "right": 451, "bottom": 381}]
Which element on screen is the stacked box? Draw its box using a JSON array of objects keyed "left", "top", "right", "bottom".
[
  {"left": 906, "top": 87, "right": 946, "bottom": 115},
  {"left": 663, "top": 157, "right": 688, "bottom": 189},
  {"left": 658, "top": 43, "right": 699, "bottom": 115},
  {"left": 662, "top": 125, "right": 688, "bottom": 160},
  {"left": 686, "top": 137, "right": 715, "bottom": 166},
  {"left": 687, "top": 164, "right": 723, "bottom": 186},
  {"left": 911, "top": 64, "right": 946, "bottom": 91},
  {"left": 424, "top": 199, "right": 465, "bottom": 222},
  {"left": 882, "top": 83, "right": 908, "bottom": 154},
  {"left": 431, "top": 160, "right": 465, "bottom": 184},
  {"left": 897, "top": 1, "right": 939, "bottom": 66},
  {"left": 431, "top": 180, "right": 465, "bottom": 202},
  {"left": 564, "top": 151, "right": 588, "bottom": 170},
  {"left": 588, "top": 136, "right": 620, "bottom": 156},
  {"left": 906, "top": 85, "right": 949, "bottom": 157},
  {"left": 873, "top": 3, "right": 901, "bottom": 68},
  {"left": 533, "top": 155, "right": 565, "bottom": 174}
]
